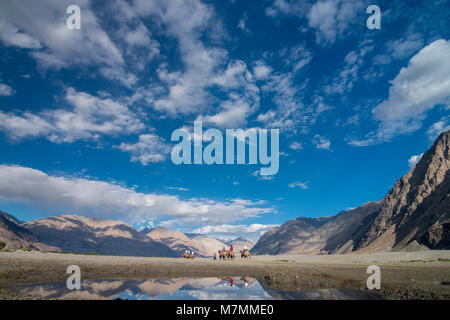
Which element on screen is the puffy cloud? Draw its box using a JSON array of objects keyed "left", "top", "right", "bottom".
[
  {"left": 265, "top": 0, "right": 308, "bottom": 18},
  {"left": 374, "top": 39, "right": 450, "bottom": 123},
  {"left": 250, "top": 170, "right": 275, "bottom": 181},
  {"left": 408, "top": 153, "right": 423, "bottom": 169},
  {"left": 0, "top": 1, "right": 124, "bottom": 69},
  {"left": 349, "top": 39, "right": 450, "bottom": 146},
  {"left": 253, "top": 61, "right": 272, "bottom": 80},
  {"left": 0, "top": 111, "right": 53, "bottom": 139},
  {"left": 118, "top": 134, "right": 171, "bottom": 165},
  {"left": 191, "top": 223, "right": 279, "bottom": 236},
  {"left": 386, "top": 33, "right": 424, "bottom": 60},
  {"left": 312, "top": 134, "right": 331, "bottom": 150},
  {"left": 289, "top": 142, "right": 303, "bottom": 151},
  {"left": 0, "top": 19, "right": 42, "bottom": 49},
  {"left": 281, "top": 44, "right": 312, "bottom": 73},
  {"left": 0, "top": 165, "right": 273, "bottom": 225},
  {"left": 426, "top": 118, "right": 450, "bottom": 142},
  {"left": 324, "top": 41, "right": 374, "bottom": 95},
  {"left": 308, "top": 0, "right": 364, "bottom": 45},
  {"left": 288, "top": 181, "right": 309, "bottom": 189},
  {"left": 197, "top": 94, "right": 255, "bottom": 128},
  {"left": 0, "top": 88, "right": 144, "bottom": 142},
  {"left": 130, "top": 0, "right": 260, "bottom": 125},
  {"left": 0, "top": 83, "right": 15, "bottom": 96},
  {"left": 257, "top": 72, "right": 306, "bottom": 132},
  {"left": 133, "top": 0, "right": 227, "bottom": 115},
  {"left": 0, "top": 0, "right": 161, "bottom": 87}
]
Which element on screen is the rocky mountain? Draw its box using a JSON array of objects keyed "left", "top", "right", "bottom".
[
  {"left": 230, "top": 237, "right": 255, "bottom": 252},
  {"left": 0, "top": 210, "right": 23, "bottom": 225},
  {"left": 355, "top": 129, "right": 449, "bottom": 252},
  {"left": 214, "top": 236, "right": 255, "bottom": 251},
  {"left": 139, "top": 227, "right": 154, "bottom": 234},
  {"left": 251, "top": 217, "right": 333, "bottom": 255},
  {"left": 147, "top": 227, "right": 196, "bottom": 256},
  {"left": 23, "top": 215, "right": 177, "bottom": 257},
  {"left": 147, "top": 227, "right": 227, "bottom": 257},
  {"left": 0, "top": 211, "right": 59, "bottom": 251},
  {"left": 253, "top": 129, "right": 450, "bottom": 255}
]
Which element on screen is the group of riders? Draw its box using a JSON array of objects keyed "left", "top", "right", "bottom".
[
  {"left": 181, "top": 244, "right": 251, "bottom": 260},
  {"left": 217, "top": 244, "right": 251, "bottom": 260},
  {"left": 182, "top": 250, "right": 195, "bottom": 259}
]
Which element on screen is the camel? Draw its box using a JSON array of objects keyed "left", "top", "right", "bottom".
[
  {"left": 218, "top": 249, "right": 227, "bottom": 260},
  {"left": 218, "top": 249, "right": 235, "bottom": 260},
  {"left": 240, "top": 250, "right": 251, "bottom": 260}
]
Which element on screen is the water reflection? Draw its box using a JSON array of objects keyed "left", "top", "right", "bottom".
[{"left": 17, "top": 276, "right": 385, "bottom": 300}]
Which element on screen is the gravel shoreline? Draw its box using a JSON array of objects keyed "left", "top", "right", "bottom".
[{"left": 1, "top": 251, "right": 449, "bottom": 300}]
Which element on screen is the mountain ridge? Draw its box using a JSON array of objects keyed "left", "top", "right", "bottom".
[{"left": 253, "top": 130, "right": 450, "bottom": 255}]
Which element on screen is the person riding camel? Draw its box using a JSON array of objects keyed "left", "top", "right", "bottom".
[{"left": 230, "top": 244, "right": 233, "bottom": 252}]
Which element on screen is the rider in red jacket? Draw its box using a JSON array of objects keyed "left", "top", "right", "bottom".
[{"left": 230, "top": 244, "right": 233, "bottom": 252}]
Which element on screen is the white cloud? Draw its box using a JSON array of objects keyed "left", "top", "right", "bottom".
[
  {"left": 281, "top": 44, "right": 312, "bottom": 73},
  {"left": 0, "top": 165, "right": 273, "bottom": 225},
  {"left": 253, "top": 61, "right": 272, "bottom": 80},
  {"left": 324, "top": 41, "right": 374, "bottom": 95},
  {"left": 0, "top": 1, "right": 131, "bottom": 84},
  {"left": 133, "top": 0, "right": 228, "bottom": 115},
  {"left": 131, "top": 0, "right": 260, "bottom": 125},
  {"left": 166, "top": 186, "right": 190, "bottom": 192},
  {"left": 0, "top": 83, "right": 15, "bottom": 96},
  {"left": 289, "top": 142, "right": 303, "bottom": 151},
  {"left": 0, "top": 88, "right": 144, "bottom": 142},
  {"left": 426, "top": 118, "right": 450, "bottom": 142},
  {"left": 265, "top": 0, "right": 308, "bottom": 18},
  {"left": 257, "top": 72, "right": 307, "bottom": 132},
  {"left": 0, "top": 19, "right": 42, "bottom": 49},
  {"left": 288, "top": 181, "right": 309, "bottom": 189},
  {"left": 408, "top": 153, "right": 423, "bottom": 169},
  {"left": 118, "top": 134, "right": 171, "bottom": 165},
  {"left": 312, "top": 134, "right": 331, "bottom": 150},
  {"left": 237, "top": 13, "right": 251, "bottom": 34},
  {"left": 349, "top": 39, "right": 450, "bottom": 146},
  {"left": 387, "top": 33, "right": 424, "bottom": 60},
  {"left": 0, "top": 111, "right": 53, "bottom": 139},
  {"left": 197, "top": 93, "right": 255, "bottom": 128},
  {"left": 251, "top": 170, "right": 275, "bottom": 181},
  {"left": 374, "top": 39, "right": 450, "bottom": 123},
  {"left": 192, "top": 223, "right": 279, "bottom": 236},
  {"left": 308, "top": 0, "right": 364, "bottom": 45}
]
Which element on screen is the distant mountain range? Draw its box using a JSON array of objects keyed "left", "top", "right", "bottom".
[
  {"left": 1, "top": 130, "right": 448, "bottom": 257},
  {"left": 0, "top": 212, "right": 253, "bottom": 257},
  {"left": 253, "top": 130, "right": 450, "bottom": 255}
]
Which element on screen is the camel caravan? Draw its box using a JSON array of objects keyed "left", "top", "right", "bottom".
[
  {"left": 182, "top": 250, "right": 195, "bottom": 259},
  {"left": 181, "top": 245, "right": 251, "bottom": 260},
  {"left": 217, "top": 244, "right": 251, "bottom": 261}
]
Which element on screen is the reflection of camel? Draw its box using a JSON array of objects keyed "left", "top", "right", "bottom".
[
  {"left": 240, "top": 276, "right": 251, "bottom": 288},
  {"left": 240, "top": 250, "right": 251, "bottom": 260}
]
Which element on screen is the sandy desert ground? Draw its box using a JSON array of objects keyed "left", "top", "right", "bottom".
[{"left": 0, "top": 250, "right": 449, "bottom": 300}]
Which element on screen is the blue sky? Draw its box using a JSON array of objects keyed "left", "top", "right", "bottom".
[{"left": 0, "top": 0, "right": 449, "bottom": 241}]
